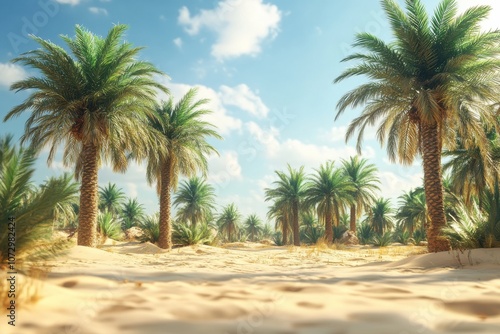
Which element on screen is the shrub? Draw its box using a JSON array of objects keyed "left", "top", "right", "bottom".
[
  {"left": 173, "top": 223, "right": 213, "bottom": 246},
  {"left": 372, "top": 231, "right": 393, "bottom": 247},
  {"left": 273, "top": 231, "right": 284, "bottom": 246},
  {"left": 357, "top": 222, "right": 375, "bottom": 245},
  {"left": 139, "top": 213, "right": 160, "bottom": 244},
  {"left": 412, "top": 229, "right": 426, "bottom": 245},
  {"left": 97, "top": 211, "right": 124, "bottom": 242}
]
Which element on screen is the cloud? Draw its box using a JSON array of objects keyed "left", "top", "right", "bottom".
[
  {"left": 246, "top": 121, "right": 373, "bottom": 169},
  {"left": 54, "top": 0, "right": 80, "bottom": 5},
  {"left": 162, "top": 81, "right": 243, "bottom": 135},
  {"left": 378, "top": 171, "right": 423, "bottom": 203},
  {"left": 178, "top": 0, "right": 281, "bottom": 60},
  {"left": 0, "top": 63, "right": 28, "bottom": 88},
  {"left": 173, "top": 37, "right": 183, "bottom": 48},
  {"left": 207, "top": 151, "right": 243, "bottom": 189},
  {"left": 219, "top": 84, "right": 269, "bottom": 118},
  {"left": 89, "top": 7, "right": 108, "bottom": 15}
]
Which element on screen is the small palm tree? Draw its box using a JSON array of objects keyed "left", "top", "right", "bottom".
[
  {"left": 244, "top": 214, "right": 264, "bottom": 242},
  {"left": 341, "top": 156, "right": 380, "bottom": 233},
  {"left": 173, "top": 176, "right": 216, "bottom": 227},
  {"left": 366, "top": 198, "right": 395, "bottom": 235},
  {"left": 304, "top": 161, "right": 354, "bottom": 244},
  {"left": 0, "top": 136, "right": 78, "bottom": 266},
  {"left": 334, "top": 0, "right": 500, "bottom": 252},
  {"left": 5, "top": 25, "right": 167, "bottom": 247},
  {"left": 121, "top": 198, "right": 145, "bottom": 230},
  {"left": 267, "top": 202, "right": 291, "bottom": 245},
  {"left": 217, "top": 203, "right": 241, "bottom": 242},
  {"left": 146, "top": 88, "right": 222, "bottom": 249},
  {"left": 265, "top": 165, "right": 306, "bottom": 246},
  {"left": 396, "top": 187, "right": 427, "bottom": 236},
  {"left": 98, "top": 183, "right": 126, "bottom": 216},
  {"left": 299, "top": 211, "right": 325, "bottom": 244}
]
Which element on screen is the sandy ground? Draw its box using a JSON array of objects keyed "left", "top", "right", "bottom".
[{"left": 3, "top": 241, "right": 500, "bottom": 334}]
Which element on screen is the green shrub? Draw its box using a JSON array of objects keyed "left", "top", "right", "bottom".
[
  {"left": 412, "top": 229, "right": 426, "bottom": 245},
  {"left": 139, "top": 213, "right": 160, "bottom": 244},
  {"left": 357, "top": 222, "right": 374, "bottom": 245},
  {"left": 172, "top": 223, "right": 213, "bottom": 246},
  {"left": 97, "top": 211, "right": 124, "bottom": 242},
  {"left": 394, "top": 229, "right": 411, "bottom": 245},
  {"left": 273, "top": 232, "right": 284, "bottom": 246},
  {"left": 372, "top": 231, "right": 393, "bottom": 247}
]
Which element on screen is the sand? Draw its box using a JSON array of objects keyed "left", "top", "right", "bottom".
[{"left": 3, "top": 242, "right": 500, "bottom": 334}]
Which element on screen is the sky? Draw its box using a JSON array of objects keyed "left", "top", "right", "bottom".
[{"left": 1, "top": 0, "right": 499, "bottom": 223}]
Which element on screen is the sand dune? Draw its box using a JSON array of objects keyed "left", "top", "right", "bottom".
[{"left": 4, "top": 243, "right": 500, "bottom": 334}]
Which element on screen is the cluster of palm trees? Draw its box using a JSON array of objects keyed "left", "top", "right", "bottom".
[
  {"left": 3, "top": 0, "right": 500, "bottom": 253},
  {"left": 4, "top": 25, "right": 220, "bottom": 250},
  {"left": 265, "top": 157, "right": 380, "bottom": 246}
]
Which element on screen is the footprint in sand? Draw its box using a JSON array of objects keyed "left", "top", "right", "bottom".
[{"left": 297, "top": 301, "right": 324, "bottom": 309}]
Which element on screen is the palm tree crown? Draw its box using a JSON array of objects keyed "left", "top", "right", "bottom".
[
  {"left": 217, "top": 203, "right": 241, "bottom": 242},
  {"left": 173, "top": 176, "right": 216, "bottom": 227},
  {"left": 334, "top": 0, "right": 500, "bottom": 252},
  {"left": 99, "top": 183, "right": 126, "bottom": 215},
  {"left": 4, "top": 24, "right": 167, "bottom": 247},
  {"left": 244, "top": 214, "right": 264, "bottom": 242}
]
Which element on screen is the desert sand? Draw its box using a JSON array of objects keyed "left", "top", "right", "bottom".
[{"left": 3, "top": 242, "right": 500, "bottom": 334}]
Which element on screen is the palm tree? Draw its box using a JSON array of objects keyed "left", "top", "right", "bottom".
[
  {"left": 121, "top": 198, "right": 145, "bottom": 230},
  {"left": 173, "top": 176, "right": 216, "bottom": 227},
  {"left": 0, "top": 136, "right": 79, "bottom": 266},
  {"left": 396, "top": 187, "right": 427, "bottom": 236},
  {"left": 443, "top": 128, "right": 500, "bottom": 206},
  {"left": 217, "top": 203, "right": 241, "bottom": 242},
  {"left": 244, "top": 214, "right": 263, "bottom": 241},
  {"left": 341, "top": 156, "right": 380, "bottom": 234},
  {"left": 304, "top": 161, "right": 354, "bottom": 244},
  {"left": 265, "top": 165, "right": 306, "bottom": 246},
  {"left": 146, "top": 89, "right": 221, "bottom": 249},
  {"left": 366, "top": 198, "right": 395, "bottom": 235},
  {"left": 267, "top": 203, "right": 290, "bottom": 245},
  {"left": 98, "top": 183, "right": 126, "bottom": 216},
  {"left": 334, "top": 0, "right": 500, "bottom": 252},
  {"left": 4, "top": 25, "right": 167, "bottom": 247}
]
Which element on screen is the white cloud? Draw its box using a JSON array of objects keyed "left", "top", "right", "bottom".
[
  {"left": 54, "top": 0, "right": 80, "bottom": 5},
  {"left": 207, "top": 151, "right": 243, "bottom": 189},
  {"left": 89, "top": 7, "right": 108, "bottom": 15},
  {"left": 178, "top": 0, "right": 281, "bottom": 60},
  {"left": 0, "top": 63, "right": 27, "bottom": 88},
  {"left": 456, "top": 0, "right": 500, "bottom": 31},
  {"left": 379, "top": 171, "right": 423, "bottom": 203},
  {"left": 173, "top": 37, "right": 183, "bottom": 48},
  {"left": 219, "top": 84, "right": 269, "bottom": 118},
  {"left": 163, "top": 81, "right": 243, "bottom": 135}
]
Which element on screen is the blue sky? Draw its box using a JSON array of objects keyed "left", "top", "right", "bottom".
[{"left": 1, "top": 0, "right": 499, "bottom": 222}]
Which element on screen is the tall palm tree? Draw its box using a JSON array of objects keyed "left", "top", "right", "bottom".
[
  {"left": 173, "top": 176, "right": 216, "bottom": 227},
  {"left": 4, "top": 25, "right": 167, "bottom": 247},
  {"left": 146, "top": 88, "right": 221, "bottom": 249},
  {"left": 366, "top": 198, "right": 395, "bottom": 235},
  {"left": 334, "top": 0, "right": 500, "bottom": 252},
  {"left": 244, "top": 214, "right": 263, "bottom": 242},
  {"left": 265, "top": 165, "right": 306, "bottom": 246},
  {"left": 217, "top": 203, "right": 241, "bottom": 242},
  {"left": 304, "top": 161, "right": 354, "bottom": 244},
  {"left": 98, "top": 183, "right": 126, "bottom": 215},
  {"left": 121, "top": 198, "right": 145, "bottom": 230},
  {"left": 0, "top": 136, "right": 79, "bottom": 266},
  {"left": 341, "top": 156, "right": 380, "bottom": 234},
  {"left": 396, "top": 187, "right": 427, "bottom": 236}
]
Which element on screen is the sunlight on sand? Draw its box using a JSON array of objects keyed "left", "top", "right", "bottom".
[{"left": 4, "top": 242, "right": 500, "bottom": 334}]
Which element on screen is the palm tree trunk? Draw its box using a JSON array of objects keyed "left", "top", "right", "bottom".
[
  {"left": 228, "top": 224, "right": 232, "bottom": 242},
  {"left": 77, "top": 142, "right": 99, "bottom": 247},
  {"left": 421, "top": 123, "right": 450, "bottom": 252},
  {"left": 282, "top": 220, "right": 288, "bottom": 245},
  {"left": 349, "top": 204, "right": 356, "bottom": 233},
  {"left": 292, "top": 201, "right": 300, "bottom": 246},
  {"left": 325, "top": 205, "right": 333, "bottom": 244},
  {"left": 158, "top": 159, "right": 173, "bottom": 250}
]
